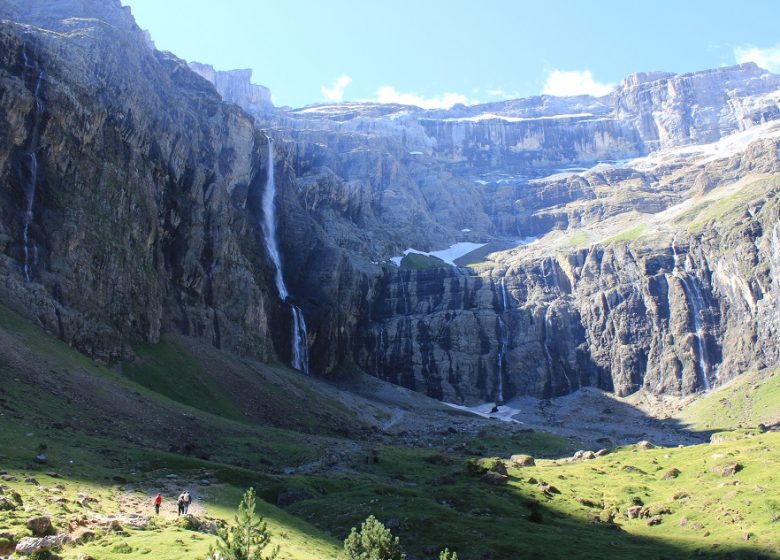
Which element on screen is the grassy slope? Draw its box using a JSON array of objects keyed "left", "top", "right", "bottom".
[
  {"left": 677, "top": 367, "right": 780, "bottom": 432},
  {"left": 1, "top": 304, "right": 779, "bottom": 559}
]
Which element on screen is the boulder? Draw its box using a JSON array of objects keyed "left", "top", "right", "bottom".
[
  {"left": 713, "top": 463, "right": 743, "bottom": 477},
  {"left": 595, "top": 449, "right": 609, "bottom": 457},
  {"left": 509, "top": 454, "right": 535, "bottom": 467},
  {"left": 15, "top": 534, "right": 70, "bottom": 555},
  {"left": 662, "top": 468, "right": 681, "bottom": 480},
  {"left": 480, "top": 472, "right": 509, "bottom": 486},
  {"left": 34, "top": 454, "right": 48, "bottom": 464},
  {"left": 636, "top": 441, "right": 655, "bottom": 450},
  {"left": 626, "top": 506, "right": 642, "bottom": 519},
  {"left": 26, "top": 516, "right": 53, "bottom": 536},
  {"left": 647, "top": 515, "right": 663, "bottom": 526}
]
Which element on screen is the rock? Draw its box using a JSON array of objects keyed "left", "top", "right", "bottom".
[
  {"left": 621, "top": 465, "right": 646, "bottom": 474},
  {"left": 34, "top": 454, "right": 47, "bottom": 464},
  {"left": 0, "top": 475, "right": 17, "bottom": 482},
  {"left": 576, "top": 497, "right": 598, "bottom": 508},
  {"left": 509, "top": 454, "right": 535, "bottom": 467},
  {"left": 72, "top": 529, "right": 96, "bottom": 544},
  {"left": 478, "top": 458, "right": 507, "bottom": 475},
  {"left": 77, "top": 555, "right": 96, "bottom": 560},
  {"left": 595, "top": 449, "right": 609, "bottom": 457},
  {"left": 647, "top": 515, "right": 663, "bottom": 526},
  {"left": 673, "top": 491, "right": 691, "bottom": 500},
  {"left": 581, "top": 451, "right": 596, "bottom": 460},
  {"left": 45, "top": 471, "right": 60, "bottom": 478},
  {"left": 15, "top": 534, "right": 70, "bottom": 555},
  {"left": 276, "top": 487, "right": 315, "bottom": 508},
  {"left": 626, "top": 506, "right": 642, "bottom": 519},
  {"left": 385, "top": 518, "right": 406, "bottom": 531},
  {"left": 662, "top": 468, "right": 681, "bottom": 480},
  {"left": 24, "top": 477, "right": 39, "bottom": 485},
  {"left": 26, "top": 516, "right": 52, "bottom": 536},
  {"left": 636, "top": 441, "right": 655, "bottom": 450},
  {"left": 480, "top": 472, "right": 509, "bottom": 486},
  {"left": 713, "top": 463, "right": 744, "bottom": 477},
  {"left": 0, "top": 497, "right": 17, "bottom": 511}
]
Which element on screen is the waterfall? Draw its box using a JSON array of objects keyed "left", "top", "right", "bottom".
[
  {"left": 291, "top": 305, "right": 310, "bottom": 374},
  {"left": 20, "top": 45, "right": 45, "bottom": 281},
  {"left": 670, "top": 237, "right": 711, "bottom": 391},
  {"left": 261, "top": 137, "right": 310, "bottom": 373},
  {"left": 495, "top": 277, "right": 511, "bottom": 403},
  {"left": 261, "top": 137, "right": 288, "bottom": 300}
]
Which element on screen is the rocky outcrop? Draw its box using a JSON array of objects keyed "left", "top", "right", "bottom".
[
  {"left": 1, "top": 0, "right": 779, "bottom": 405},
  {"left": 0, "top": 3, "right": 279, "bottom": 361},
  {"left": 189, "top": 62, "right": 273, "bottom": 112}
]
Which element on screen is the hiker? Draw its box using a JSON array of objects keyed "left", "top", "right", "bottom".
[
  {"left": 177, "top": 491, "right": 186, "bottom": 516},
  {"left": 183, "top": 490, "right": 192, "bottom": 514},
  {"left": 153, "top": 493, "right": 162, "bottom": 515}
]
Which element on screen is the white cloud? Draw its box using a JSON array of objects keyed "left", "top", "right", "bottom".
[
  {"left": 734, "top": 44, "right": 780, "bottom": 73},
  {"left": 541, "top": 69, "right": 614, "bottom": 97},
  {"left": 321, "top": 74, "right": 352, "bottom": 102},
  {"left": 374, "top": 86, "right": 476, "bottom": 109}
]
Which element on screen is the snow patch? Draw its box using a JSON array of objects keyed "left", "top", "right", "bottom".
[
  {"left": 443, "top": 401, "right": 524, "bottom": 424},
  {"left": 441, "top": 112, "right": 594, "bottom": 123},
  {"left": 390, "top": 242, "right": 487, "bottom": 267}
]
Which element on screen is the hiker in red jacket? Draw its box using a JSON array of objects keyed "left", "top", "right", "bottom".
[{"left": 153, "top": 493, "right": 162, "bottom": 515}]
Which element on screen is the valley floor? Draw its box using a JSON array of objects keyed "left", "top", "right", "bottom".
[{"left": 1, "top": 304, "right": 779, "bottom": 560}]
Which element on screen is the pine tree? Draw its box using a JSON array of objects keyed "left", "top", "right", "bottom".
[
  {"left": 439, "top": 549, "right": 458, "bottom": 560},
  {"left": 343, "top": 515, "right": 405, "bottom": 560},
  {"left": 207, "top": 487, "right": 279, "bottom": 560}
]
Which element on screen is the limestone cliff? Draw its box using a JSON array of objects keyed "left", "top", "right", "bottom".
[{"left": 1, "top": 0, "right": 780, "bottom": 406}]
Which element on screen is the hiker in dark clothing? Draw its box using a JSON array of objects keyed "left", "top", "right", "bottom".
[
  {"left": 177, "top": 492, "right": 186, "bottom": 516},
  {"left": 182, "top": 490, "right": 192, "bottom": 514},
  {"left": 153, "top": 493, "right": 162, "bottom": 515}
]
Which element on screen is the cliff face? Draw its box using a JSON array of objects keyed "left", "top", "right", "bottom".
[
  {"left": 0, "top": 2, "right": 280, "bottom": 361},
  {"left": 189, "top": 62, "right": 273, "bottom": 113},
  {"left": 1, "top": 0, "right": 780, "bottom": 404}
]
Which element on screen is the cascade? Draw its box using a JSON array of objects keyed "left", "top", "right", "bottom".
[
  {"left": 670, "top": 237, "right": 711, "bottom": 390},
  {"left": 20, "top": 44, "right": 45, "bottom": 281},
  {"left": 261, "top": 137, "right": 310, "bottom": 373},
  {"left": 495, "top": 277, "right": 511, "bottom": 403}
]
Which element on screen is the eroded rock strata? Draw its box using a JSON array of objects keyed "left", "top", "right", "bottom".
[{"left": 1, "top": 0, "right": 779, "bottom": 403}]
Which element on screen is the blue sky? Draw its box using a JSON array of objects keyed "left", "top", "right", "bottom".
[{"left": 123, "top": 0, "right": 780, "bottom": 109}]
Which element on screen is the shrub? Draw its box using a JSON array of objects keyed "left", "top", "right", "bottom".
[
  {"left": 439, "top": 548, "right": 458, "bottom": 560},
  {"left": 343, "top": 515, "right": 405, "bottom": 560},
  {"left": 207, "top": 487, "right": 279, "bottom": 560}
]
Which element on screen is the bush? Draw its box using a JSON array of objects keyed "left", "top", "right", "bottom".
[
  {"left": 439, "top": 548, "right": 458, "bottom": 560},
  {"left": 207, "top": 487, "right": 279, "bottom": 560},
  {"left": 464, "top": 458, "right": 487, "bottom": 477},
  {"left": 344, "top": 515, "right": 405, "bottom": 560}
]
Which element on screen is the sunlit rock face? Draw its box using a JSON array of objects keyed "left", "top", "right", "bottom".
[
  {"left": 189, "top": 62, "right": 273, "bottom": 113},
  {"left": 1, "top": 0, "right": 780, "bottom": 402}
]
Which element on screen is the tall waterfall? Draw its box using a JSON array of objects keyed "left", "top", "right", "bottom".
[
  {"left": 21, "top": 44, "right": 45, "bottom": 282},
  {"left": 495, "top": 277, "right": 510, "bottom": 403},
  {"left": 261, "top": 137, "right": 310, "bottom": 374},
  {"left": 671, "top": 238, "right": 711, "bottom": 391}
]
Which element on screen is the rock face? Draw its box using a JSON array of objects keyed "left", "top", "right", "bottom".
[
  {"left": 1, "top": 0, "right": 780, "bottom": 404},
  {"left": 0, "top": 0, "right": 279, "bottom": 361},
  {"left": 189, "top": 62, "right": 273, "bottom": 113}
]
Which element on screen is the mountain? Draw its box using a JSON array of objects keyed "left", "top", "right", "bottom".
[
  {"left": 2, "top": 0, "right": 780, "bottom": 405},
  {"left": 1, "top": 2, "right": 780, "bottom": 560}
]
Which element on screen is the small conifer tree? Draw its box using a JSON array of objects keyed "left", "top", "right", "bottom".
[
  {"left": 343, "top": 515, "right": 405, "bottom": 560},
  {"left": 207, "top": 487, "right": 279, "bottom": 560},
  {"left": 439, "top": 549, "right": 458, "bottom": 560}
]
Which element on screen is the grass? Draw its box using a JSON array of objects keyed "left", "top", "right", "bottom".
[
  {"left": 672, "top": 175, "right": 780, "bottom": 233},
  {"left": 604, "top": 223, "right": 648, "bottom": 245},
  {"left": 2, "top": 304, "right": 780, "bottom": 559},
  {"left": 122, "top": 339, "right": 245, "bottom": 421},
  {"left": 566, "top": 230, "right": 591, "bottom": 248},
  {"left": 400, "top": 253, "right": 449, "bottom": 269},
  {"left": 677, "top": 367, "right": 780, "bottom": 432}
]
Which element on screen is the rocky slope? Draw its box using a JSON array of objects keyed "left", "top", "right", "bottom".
[{"left": 1, "top": 0, "right": 780, "bottom": 405}]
